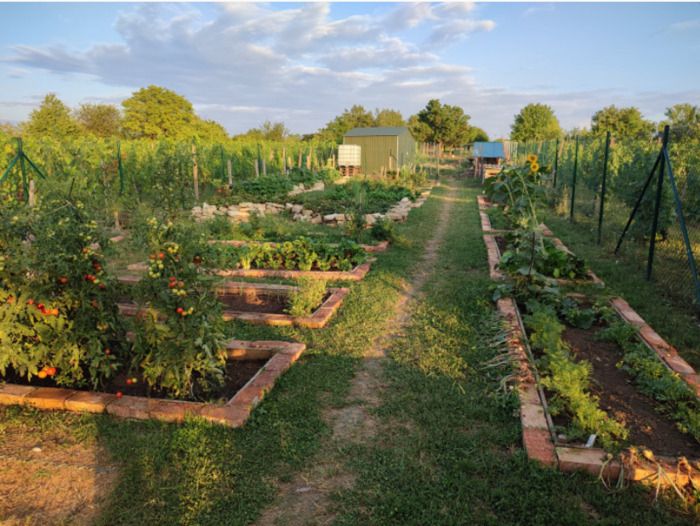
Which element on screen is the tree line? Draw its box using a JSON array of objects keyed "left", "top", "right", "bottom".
[
  {"left": 1, "top": 85, "right": 490, "bottom": 149},
  {"left": 3, "top": 84, "right": 698, "bottom": 147},
  {"left": 509, "top": 102, "right": 700, "bottom": 143}
]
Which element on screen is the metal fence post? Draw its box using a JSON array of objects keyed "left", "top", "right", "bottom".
[
  {"left": 597, "top": 131, "right": 611, "bottom": 245},
  {"left": 117, "top": 142, "right": 124, "bottom": 196},
  {"left": 646, "top": 125, "right": 670, "bottom": 280},
  {"left": 18, "top": 138, "right": 29, "bottom": 202},
  {"left": 662, "top": 145, "right": 700, "bottom": 308},
  {"left": 569, "top": 136, "right": 579, "bottom": 221},
  {"left": 553, "top": 139, "right": 560, "bottom": 187}
]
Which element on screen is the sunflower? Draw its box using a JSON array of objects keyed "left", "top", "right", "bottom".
[
  {"left": 530, "top": 162, "right": 540, "bottom": 173},
  {"left": 527, "top": 154, "right": 538, "bottom": 164}
]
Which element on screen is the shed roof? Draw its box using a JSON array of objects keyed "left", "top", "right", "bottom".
[
  {"left": 345, "top": 126, "right": 410, "bottom": 137},
  {"left": 472, "top": 142, "right": 505, "bottom": 159}
]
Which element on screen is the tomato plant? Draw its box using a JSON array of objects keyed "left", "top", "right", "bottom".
[
  {"left": 0, "top": 197, "right": 124, "bottom": 388},
  {"left": 129, "top": 218, "right": 227, "bottom": 398}
]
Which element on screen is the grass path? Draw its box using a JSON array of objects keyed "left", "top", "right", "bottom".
[
  {"left": 255, "top": 182, "right": 457, "bottom": 526},
  {"left": 328, "top": 179, "right": 694, "bottom": 525}
]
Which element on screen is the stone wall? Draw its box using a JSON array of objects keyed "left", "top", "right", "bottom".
[{"left": 192, "top": 190, "right": 431, "bottom": 227}]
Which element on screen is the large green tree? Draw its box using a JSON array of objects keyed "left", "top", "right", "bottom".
[
  {"left": 192, "top": 119, "right": 229, "bottom": 142},
  {"left": 75, "top": 103, "right": 122, "bottom": 137},
  {"left": 468, "top": 126, "right": 489, "bottom": 142},
  {"left": 662, "top": 103, "right": 700, "bottom": 141},
  {"left": 409, "top": 99, "right": 471, "bottom": 148},
  {"left": 121, "top": 86, "right": 197, "bottom": 140},
  {"left": 238, "top": 121, "right": 290, "bottom": 142},
  {"left": 510, "top": 103, "right": 562, "bottom": 142},
  {"left": 24, "top": 93, "right": 80, "bottom": 138},
  {"left": 591, "top": 105, "right": 653, "bottom": 139},
  {"left": 318, "top": 105, "right": 375, "bottom": 143},
  {"left": 374, "top": 109, "right": 405, "bottom": 127}
]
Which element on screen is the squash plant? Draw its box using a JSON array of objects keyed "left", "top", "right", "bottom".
[{"left": 129, "top": 218, "right": 227, "bottom": 398}]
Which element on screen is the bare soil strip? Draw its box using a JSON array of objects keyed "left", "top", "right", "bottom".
[
  {"left": 0, "top": 421, "right": 118, "bottom": 526},
  {"left": 254, "top": 183, "right": 458, "bottom": 526}
]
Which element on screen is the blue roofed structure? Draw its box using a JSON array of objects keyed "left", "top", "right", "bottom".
[
  {"left": 471, "top": 141, "right": 506, "bottom": 182},
  {"left": 472, "top": 142, "right": 505, "bottom": 159}
]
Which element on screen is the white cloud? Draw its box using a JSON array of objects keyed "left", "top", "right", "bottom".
[
  {"left": 4, "top": 2, "right": 497, "bottom": 133},
  {"left": 669, "top": 18, "right": 700, "bottom": 32},
  {"left": 2, "top": 2, "right": 697, "bottom": 138}
]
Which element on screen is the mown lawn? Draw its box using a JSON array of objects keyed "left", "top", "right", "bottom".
[{"left": 1, "top": 176, "right": 695, "bottom": 525}]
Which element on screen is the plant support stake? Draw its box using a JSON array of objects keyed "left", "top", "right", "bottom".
[{"left": 569, "top": 136, "right": 579, "bottom": 221}]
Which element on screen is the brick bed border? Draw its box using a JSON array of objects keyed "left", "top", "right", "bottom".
[
  {"left": 0, "top": 340, "right": 305, "bottom": 427},
  {"left": 208, "top": 239, "right": 390, "bottom": 254},
  {"left": 483, "top": 193, "right": 700, "bottom": 485},
  {"left": 127, "top": 260, "right": 373, "bottom": 282},
  {"left": 496, "top": 296, "right": 700, "bottom": 486},
  {"left": 116, "top": 278, "right": 349, "bottom": 329}
]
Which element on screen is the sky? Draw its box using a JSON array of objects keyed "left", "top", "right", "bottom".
[{"left": 0, "top": 2, "right": 699, "bottom": 138}]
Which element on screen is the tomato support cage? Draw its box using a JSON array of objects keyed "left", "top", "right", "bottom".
[{"left": 0, "top": 138, "right": 45, "bottom": 202}]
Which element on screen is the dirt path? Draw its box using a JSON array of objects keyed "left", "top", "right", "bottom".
[
  {"left": 0, "top": 415, "right": 118, "bottom": 526},
  {"left": 254, "top": 182, "right": 458, "bottom": 526}
]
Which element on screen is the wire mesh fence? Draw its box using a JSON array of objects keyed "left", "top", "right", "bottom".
[{"left": 512, "top": 129, "right": 700, "bottom": 312}]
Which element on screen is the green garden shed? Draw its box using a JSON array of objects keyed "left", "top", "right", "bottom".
[{"left": 343, "top": 127, "right": 416, "bottom": 175}]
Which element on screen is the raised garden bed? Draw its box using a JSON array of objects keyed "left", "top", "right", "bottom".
[
  {"left": 209, "top": 239, "right": 389, "bottom": 254},
  {"left": 116, "top": 277, "right": 349, "bottom": 329},
  {"left": 497, "top": 296, "right": 700, "bottom": 487},
  {"left": 482, "top": 234, "right": 603, "bottom": 286},
  {"left": 127, "top": 259, "right": 373, "bottom": 282},
  {"left": 0, "top": 340, "right": 305, "bottom": 427}
]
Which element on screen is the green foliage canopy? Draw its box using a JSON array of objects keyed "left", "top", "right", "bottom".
[
  {"left": 374, "top": 109, "right": 405, "bottom": 127},
  {"left": 409, "top": 99, "right": 471, "bottom": 147},
  {"left": 591, "top": 105, "right": 653, "bottom": 139},
  {"left": 663, "top": 103, "right": 700, "bottom": 142},
  {"left": 24, "top": 93, "right": 80, "bottom": 139},
  {"left": 75, "top": 103, "right": 122, "bottom": 138},
  {"left": 318, "top": 105, "right": 376, "bottom": 143},
  {"left": 510, "top": 103, "right": 562, "bottom": 142},
  {"left": 122, "top": 86, "right": 196, "bottom": 139}
]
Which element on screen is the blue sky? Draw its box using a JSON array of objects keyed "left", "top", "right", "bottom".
[{"left": 1, "top": 2, "right": 699, "bottom": 138}]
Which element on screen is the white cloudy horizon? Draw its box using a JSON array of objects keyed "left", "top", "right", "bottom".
[{"left": 1, "top": 2, "right": 699, "bottom": 138}]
